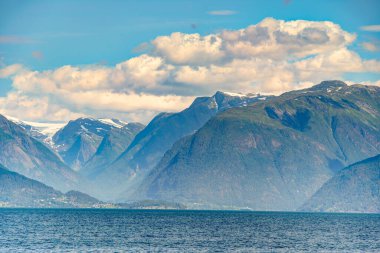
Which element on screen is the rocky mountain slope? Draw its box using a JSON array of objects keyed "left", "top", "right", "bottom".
[
  {"left": 135, "top": 81, "right": 380, "bottom": 210},
  {"left": 0, "top": 115, "right": 79, "bottom": 192},
  {"left": 300, "top": 154, "right": 380, "bottom": 213},
  {"left": 52, "top": 118, "right": 143, "bottom": 171},
  {"left": 82, "top": 123, "right": 145, "bottom": 178}
]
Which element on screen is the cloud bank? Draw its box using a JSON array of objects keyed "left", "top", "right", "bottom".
[{"left": 1, "top": 18, "right": 379, "bottom": 123}]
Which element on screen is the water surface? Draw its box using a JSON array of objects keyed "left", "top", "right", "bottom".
[{"left": 0, "top": 209, "right": 379, "bottom": 252}]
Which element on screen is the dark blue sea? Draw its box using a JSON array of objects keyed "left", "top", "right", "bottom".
[{"left": 0, "top": 209, "right": 379, "bottom": 252}]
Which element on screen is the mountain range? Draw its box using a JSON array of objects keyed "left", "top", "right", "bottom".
[
  {"left": 1, "top": 80, "right": 379, "bottom": 212},
  {"left": 135, "top": 81, "right": 380, "bottom": 211}
]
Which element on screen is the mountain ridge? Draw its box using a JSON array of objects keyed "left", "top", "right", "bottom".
[{"left": 300, "top": 154, "right": 380, "bottom": 213}]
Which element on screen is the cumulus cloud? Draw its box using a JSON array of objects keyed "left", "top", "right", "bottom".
[
  {"left": 0, "top": 64, "right": 25, "bottom": 78},
  {"left": 152, "top": 33, "right": 224, "bottom": 65},
  {"left": 153, "top": 18, "right": 356, "bottom": 63},
  {"left": 0, "top": 60, "right": 192, "bottom": 122},
  {"left": 1, "top": 18, "right": 379, "bottom": 123}
]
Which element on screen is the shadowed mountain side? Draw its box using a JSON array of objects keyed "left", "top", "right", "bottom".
[
  {"left": 0, "top": 164, "right": 103, "bottom": 208},
  {"left": 300, "top": 154, "right": 380, "bottom": 213}
]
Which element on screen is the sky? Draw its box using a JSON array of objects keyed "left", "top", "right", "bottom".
[{"left": 0, "top": 0, "right": 380, "bottom": 123}]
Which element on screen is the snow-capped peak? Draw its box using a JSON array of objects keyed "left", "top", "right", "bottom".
[
  {"left": 5, "top": 115, "right": 65, "bottom": 138},
  {"left": 98, "top": 118, "right": 128, "bottom": 128},
  {"left": 217, "top": 91, "right": 260, "bottom": 98}
]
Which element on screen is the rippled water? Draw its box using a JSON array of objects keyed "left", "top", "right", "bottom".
[{"left": 0, "top": 209, "right": 379, "bottom": 252}]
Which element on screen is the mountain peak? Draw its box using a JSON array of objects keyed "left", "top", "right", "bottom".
[
  {"left": 213, "top": 91, "right": 260, "bottom": 98},
  {"left": 312, "top": 80, "right": 348, "bottom": 90},
  {"left": 98, "top": 118, "right": 128, "bottom": 128}
]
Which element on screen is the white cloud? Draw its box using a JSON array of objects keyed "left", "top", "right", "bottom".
[
  {"left": 220, "top": 18, "right": 356, "bottom": 60},
  {"left": 360, "top": 25, "right": 380, "bottom": 32},
  {"left": 0, "top": 64, "right": 25, "bottom": 78},
  {"left": 112, "top": 55, "right": 174, "bottom": 91},
  {"left": 152, "top": 33, "right": 224, "bottom": 65},
  {"left": 1, "top": 18, "right": 379, "bottom": 122},
  {"left": 153, "top": 18, "right": 356, "bottom": 63}
]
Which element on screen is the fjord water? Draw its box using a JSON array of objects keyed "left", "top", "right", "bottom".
[{"left": 0, "top": 209, "right": 379, "bottom": 252}]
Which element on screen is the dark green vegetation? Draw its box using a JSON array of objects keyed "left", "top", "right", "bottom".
[
  {"left": 0, "top": 115, "right": 78, "bottom": 192},
  {"left": 0, "top": 164, "right": 103, "bottom": 208},
  {"left": 136, "top": 81, "right": 380, "bottom": 211},
  {"left": 301, "top": 155, "right": 380, "bottom": 213}
]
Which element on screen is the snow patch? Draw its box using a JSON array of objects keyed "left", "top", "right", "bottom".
[
  {"left": 80, "top": 125, "right": 88, "bottom": 132},
  {"left": 98, "top": 118, "right": 128, "bottom": 128},
  {"left": 221, "top": 91, "right": 259, "bottom": 98},
  {"left": 5, "top": 115, "right": 64, "bottom": 138}
]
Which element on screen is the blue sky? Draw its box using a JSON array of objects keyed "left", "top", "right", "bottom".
[
  {"left": 0, "top": 0, "right": 380, "bottom": 122},
  {"left": 1, "top": 0, "right": 379, "bottom": 69}
]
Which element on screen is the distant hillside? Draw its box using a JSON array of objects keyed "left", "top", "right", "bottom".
[
  {"left": 0, "top": 164, "right": 104, "bottom": 208},
  {"left": 300, "top": 155, "right": 380, "bottom": 213}
]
